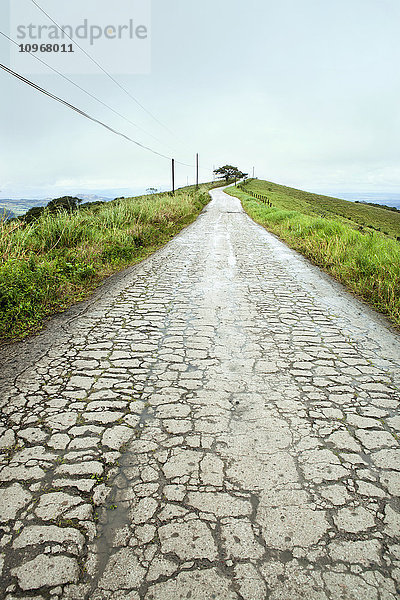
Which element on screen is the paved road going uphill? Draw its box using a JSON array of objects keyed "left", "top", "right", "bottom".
[{"left": 0, "top": 187, "right": 399, "bottom": 599}]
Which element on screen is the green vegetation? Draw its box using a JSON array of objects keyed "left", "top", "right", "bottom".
[
  {"left": 354, "top": 200, "right": 400, "bottom": 214},
  {"left": 0, "top": 183, "right": 220, "bottom": 341},
  {"left": 235, "top": 179, "right": 400, "bottom": 239},
  {"left": 227, "top": 180, "right": 400, "bottom": 327},
  {"left": 0, "top": 208, "right": 16, "bottom": 221},
  {"left": 22, "top": 196, "right": 82, "bottom": 224},
  {"left": 213, "top": 165, "right": 248, "bottom": 183}
]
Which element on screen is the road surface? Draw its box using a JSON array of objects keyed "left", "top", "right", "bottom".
[{"left": 0, "top": 187, "right": 399, "bottom": 599}]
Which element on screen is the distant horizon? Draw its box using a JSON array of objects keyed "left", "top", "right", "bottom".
[
  {"left": 1, "top": 183, "right": 400, "bottom": 217},
  {"left": 1, "top": 190, "right": 400, "bottom": 202},
  {"left": 0, "top": 186, "right": 167, "bottom": 201},
  {"left": 1, "top": 181, "right": 399, "bottom": 202}
]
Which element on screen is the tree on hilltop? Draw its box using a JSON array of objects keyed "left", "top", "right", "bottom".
[{"left": 213, "top": 165, "right": 248, "bottom": 183}]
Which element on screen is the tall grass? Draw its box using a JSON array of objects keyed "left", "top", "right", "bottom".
[
  {"left": 237, "top": 178, "right": 400, "bottom": 239},
  {"left": 227, "top": 188, "right": 400, "bottom": 327},
  {"left": 0, "top": 189, "right": 210, "bottom": 340}
]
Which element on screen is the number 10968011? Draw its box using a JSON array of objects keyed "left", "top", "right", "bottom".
[{"left": 19, "top": 43, "right": 74, "bottom": 53}]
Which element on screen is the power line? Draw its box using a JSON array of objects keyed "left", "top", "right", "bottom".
[
  {"left": 0, "top": 62, "right": 177, "bottom": 162},
  {"left": 0, "top": 62, "right": 199, "bottom": 168},
  {"left": 0, "top": 30, "right": 173, "bottom": 151},
  {"left": 15, "top": 1, "right": 213, "bottom": 174},
  {"left": 30, "top": 0, "right": 178, "bottom": 140}
]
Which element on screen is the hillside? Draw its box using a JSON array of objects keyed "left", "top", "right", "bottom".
[
  {"left": 238, "top": 179, "right": 400, "bottom": 239},
  {"left": 0, "top": 198, "right": 49, "bottom": 217},
  {"left": 0, "top": 208, "right": 16, "bottom": 221},
  {"left": 0, "top": 194, "right": 116, "bottom": 218}
]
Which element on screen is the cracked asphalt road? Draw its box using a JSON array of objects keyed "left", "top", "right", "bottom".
[{"left": 0, "top": 187, "right": 400, "bottom": 600}]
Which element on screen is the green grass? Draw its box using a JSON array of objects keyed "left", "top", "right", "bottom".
[
  {"left": 237, "top": 179, "right": 400, "bottom": 239},
  {"left": 227, "top": 181, "right": 400, "bottom": 327},
  {"left": 0, "top": 183, "right": 220, "bottom": 341}
]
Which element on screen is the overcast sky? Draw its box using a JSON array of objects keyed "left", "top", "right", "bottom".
[{"left": 1, "top": 0, "right": 399, "bottom": 198}]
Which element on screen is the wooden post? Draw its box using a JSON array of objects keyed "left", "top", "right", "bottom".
[
  {"left": 172, "top": 158, "right": 175, "bottom": 194},
  {"left": 196, "top": 153, "right": 199, "bottom": 189}
]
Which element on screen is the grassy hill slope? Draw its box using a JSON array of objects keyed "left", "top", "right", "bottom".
[{"left": 238, "top": 179, "right": 400, "bottom": 239}]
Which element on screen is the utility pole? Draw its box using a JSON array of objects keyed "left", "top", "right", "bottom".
[
  {"left": 196, "top": 153, "right": 199, "bottom": 189},
  {"left": 172, "top": 158, "right": 175, "bottom": 194}
]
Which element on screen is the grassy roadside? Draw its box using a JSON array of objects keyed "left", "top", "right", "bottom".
[
  {"left": 236, "top": 179, "right": 400, "bottom": 239},
  {"left": 0, "top": 183, "right": 221, "bottom": 341},
  {"left": 226, "top": 181, "right": 400, "bottom": 327}
]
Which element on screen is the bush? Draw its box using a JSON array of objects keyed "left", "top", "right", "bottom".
[{"left": 0, "top": 258, "right": 56, "bottom": 335}]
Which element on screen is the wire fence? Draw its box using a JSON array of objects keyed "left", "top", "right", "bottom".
[{"left": 237, "top": 181, "right": 273, "bottom": 207}]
